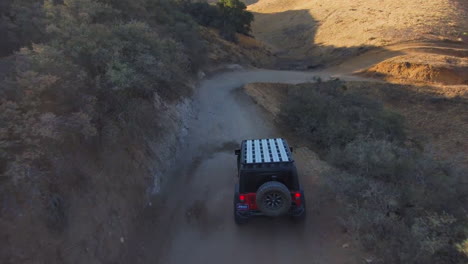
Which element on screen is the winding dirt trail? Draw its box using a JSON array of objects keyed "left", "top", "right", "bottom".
[{"left": 122, "top": 69, "right": 363, "bottom": 264}]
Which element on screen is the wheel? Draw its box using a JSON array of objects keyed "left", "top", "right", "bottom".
[{"left": 256, "top": 181, "right": 292, "bottom": 217}]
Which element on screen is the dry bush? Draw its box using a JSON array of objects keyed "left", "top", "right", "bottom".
[
  {"left": 327, "top": 148, "right": 467, "bottom": 263},
  {"left": 282, "top": 80, "right": 468, "bottom": 263}
]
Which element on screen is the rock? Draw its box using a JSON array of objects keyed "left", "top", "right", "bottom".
[
  {"left": 225, "top": 64, "right": 243, "bottom": 70},
  {"left": 197, "top": 71, "right": 206, "bottom": 79}
]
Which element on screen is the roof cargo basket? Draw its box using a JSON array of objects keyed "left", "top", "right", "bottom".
[{"left": 238, "top": 138, "right": 293, "bottom": 168}]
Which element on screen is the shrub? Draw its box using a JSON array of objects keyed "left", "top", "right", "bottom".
[
  {"left": 0, "top": 0, "right": 46, "bottom": 56},
  {"left": 281, "top": 80, "right": 405, "bottom": 152},
  {"left": 0, "top": 0, "right": 206, "bottom": 244},
  {"left": 0, "top": 0, "right": 214, "bottom": 262},
  {"left": 282, "top": 80, "right": 468, "bottom": 263},
  {"left": 328, "top": 139, "right": 416, "bottom": 182},
  {"left": 327, "top": 148, "right": 467, "bottom": 263},
  {"left": 181, "top": 0, "right": 254, "bottom": 41},
  {"left": 217, "top": 0, "right": 253, "bottom": 35}
]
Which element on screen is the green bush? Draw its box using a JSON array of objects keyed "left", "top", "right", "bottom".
[
  {"left": 281, "top": 80, "right": 405, "bottom": 152},
  {"left": 217, "top": 0, "right": 254, "bottom": 36},
  {"left": 0, "top": 0, "right": 206, "bottom": 238},
  {"left": 1, "top": 0, "right": 206, "bottom": 174},
  {"left": 0, "top": 0, "right": 46, "bottom": 56},
  {"left": 181, "top": 0, "right": 254, "bottom": 41},
  {"left": 328, "top": 139, "right": 415, "bottom": 182}
]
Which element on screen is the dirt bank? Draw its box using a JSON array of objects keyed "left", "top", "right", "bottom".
[{"left": 362, "top": 53, "right": 468, "bottom": 85}]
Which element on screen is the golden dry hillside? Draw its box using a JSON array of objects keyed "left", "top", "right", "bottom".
[{"left": 248, "top": 0, "right": 468, "bottom": 61}]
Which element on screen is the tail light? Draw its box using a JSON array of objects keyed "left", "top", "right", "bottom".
[
  {"left": 293, "top": 192, "right": 302, "bottom": 206},
  {"left": 239, "top": 194, "right": 246, "bottom": 202},
  {"left": 294, "top": 192, "right": 301, "bottom": 199}
]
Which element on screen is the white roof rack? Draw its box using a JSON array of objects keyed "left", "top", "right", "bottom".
[{"left": 242, "top": 138, "right": 292, "bottom": 164}]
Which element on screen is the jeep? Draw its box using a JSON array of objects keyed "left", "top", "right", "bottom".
[{"left": 233, "top": 138, "right": 306, "bottom": 224}]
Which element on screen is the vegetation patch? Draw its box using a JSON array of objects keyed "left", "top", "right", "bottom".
[
  {"left": 0, "top": 0, "right": 217, "bottom": 262},
  {"left": 281, "top": 80, "right": 406, "bottom": 153},
  {"left": 281, "top": 80, "right": 468, "bottom": 264},
  {"left": 1, "top": 0, "right": 205, "bottom": 189},
  {"left": 181, "top": 0, "right": 254, "bottom": 41}
]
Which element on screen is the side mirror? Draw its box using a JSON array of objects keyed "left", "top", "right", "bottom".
[
  {"left": 290, "top": 147, "right": 294, "bottom": 153},
  {"left": 234, "top": 149, "right": 240, "bottom": 155}
]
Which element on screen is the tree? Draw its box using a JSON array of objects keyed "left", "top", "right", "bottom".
[
  {"left": 0, "top": 0, "right": 46, "bottom": 56},
  {"left": 182, "top": 0, "right": 254, "bottom": 41},
  {"left": 217, "top": 0, "right": 253, "bottom": 36}
]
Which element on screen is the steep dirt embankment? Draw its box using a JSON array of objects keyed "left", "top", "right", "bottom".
[{"left": 361, "top": 53, "right": 468, "bottom": 85}]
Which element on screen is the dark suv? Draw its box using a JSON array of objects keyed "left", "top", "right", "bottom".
[{"left": 234, "top": 138, "right": 306, "bottom": 224}]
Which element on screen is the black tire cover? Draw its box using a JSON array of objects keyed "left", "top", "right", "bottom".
[{"left": 256, "top": 181, "right": 291, "bottom": 216}]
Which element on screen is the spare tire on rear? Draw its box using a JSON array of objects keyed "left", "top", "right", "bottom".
[{"left": 256, "top": 181, "right": 291, "bottom": 216}]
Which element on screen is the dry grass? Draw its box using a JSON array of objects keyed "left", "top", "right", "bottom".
[
  {"left": 201, "top": 28, "right": 274, "bottom": 67},
  {"left": 248, "top": 0, "right": 468, "bottom": 59},
  {"left": 344, "top": 81, "right": 468, "bottom": 165}
]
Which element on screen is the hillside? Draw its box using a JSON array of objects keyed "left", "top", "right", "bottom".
[
  {"left": 0, "top": 1, "right": 272, "bottom": 263},
  {"left": 248, "top": 0, "right": 468, "bottom": 63}
]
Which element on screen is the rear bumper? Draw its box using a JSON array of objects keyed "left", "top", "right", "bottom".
[{"left": 235, "top": 205, "right": 305, "bottom": 218}]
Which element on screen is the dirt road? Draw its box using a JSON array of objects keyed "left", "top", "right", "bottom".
[{"left": 122, "top": 69, "right": 362, "bottom": 264}]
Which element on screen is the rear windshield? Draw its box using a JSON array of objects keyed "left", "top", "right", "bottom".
[{"left": 239, "top": 170, "right": 298, "bottom": 192}]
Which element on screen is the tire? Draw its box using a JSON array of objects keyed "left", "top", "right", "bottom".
[{"left": 256, "top": 181, "right": 292, "bottom": 217}]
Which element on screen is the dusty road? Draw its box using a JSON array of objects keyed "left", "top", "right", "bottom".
[{"left": 122, "top": 69, "right": 362, "bottom": 264}]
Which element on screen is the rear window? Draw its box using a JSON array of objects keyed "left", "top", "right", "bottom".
[{"left": 240, "top": 171, "right": 297, "bottom": 192}]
